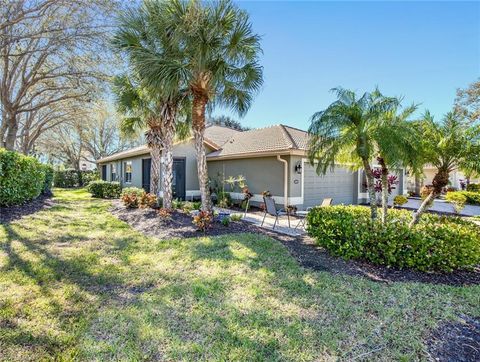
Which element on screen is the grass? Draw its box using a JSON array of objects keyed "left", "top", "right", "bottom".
[{"left": 0, "top": 188, "right": 479, "bottom": 361}]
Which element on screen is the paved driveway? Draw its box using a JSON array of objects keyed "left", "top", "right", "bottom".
[{"left": 394, "top": 198, "right": 480, "bottom": 217}]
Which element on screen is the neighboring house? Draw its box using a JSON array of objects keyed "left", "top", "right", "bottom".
[
  {"left": 96, "top": 124, "right": 406, "bottom": 210},
  {"left": 406, "top": 165, "right": 480, "bottom": 194}
]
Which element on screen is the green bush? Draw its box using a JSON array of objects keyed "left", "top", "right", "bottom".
[
  {"left": 87, "top": 180, "right": 121, "bottom": 199},
  {"left": 54, "top": 169, "right": 80, "bottom": 188},
  {"left": 466, "top": 183, "right": 480, "bottom": 192},
  {"left": 445, "top": 192, "right": 467, "bottom": 214},
  {"left": 80, "top": 170, "right": 100, "bottom": 186},
  {"left": 0, "top": 148, "right": 46, "bottom": 206},
  {"left": 41, "top": 164, "right": 54, "bottom": 195},
  {"left": 306, "top": 205, "right": 480, "bottom": 272},
  {"left": 451, "top": 191, "right": 480, "bottom": 205},
  {"left": 217, "top": 191, "right": 232, "bottom": 208}
]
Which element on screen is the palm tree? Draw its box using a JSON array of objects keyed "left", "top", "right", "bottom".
[
  {"left": 113, "top": 75, "right": 187, "bottom": 209},
  {"left": 373, "top": 100, "right": 421, "bottom": 224},
  {"left": 409, "top": 111, "right": 480, "bottom": 226},
  {"left": 308, "top": 87, "right": 398, "bottom": 220},
  {"left": 116, "top": 0, "right": 263, "bottom": 212}
]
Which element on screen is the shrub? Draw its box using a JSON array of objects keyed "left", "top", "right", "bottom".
[
  {"left": 393, "top": 195, "right": 408, "bottom": 207},
  {"left": 306, "top": 205, "right": 480, "bottom": 272},
  {"left": 193, "top": 211, "right": 213, "bottom": 233},
  {"left": 54, "top": 169, "right": 80, "bottom": 188},
  {"left": 42, "top": 164, "right": 54, "bottom": 195},
  {"left": 217, "top": 191, "right": 232, "bottom": 208},
  {"left": 120, "top": 187, "right": 144, "bottom": 207},
  {"left": 192, "top": 201, "right": 202, "bottom": 210},
  {"left": 157, "top": 208, "right": 172, "bottom": 218},
  {"left": 139, "top": 192, "right": 158, "bottom": 208},
  {"left": 221, "top": 216, "right": 230, "bottom": 226},
  {"left": 87, "top": 180, "right": 121, "bottom": 199},
  {"left": 0, "top": 148, "right": 46, "bottom": 206},
  {"left": 445, "top": 192, "right": 467, "bottom": 214},
  {"left": 230, "top": 214, "right": 242, "bottom": 222},
  {"left": 466, "top": 183, "right": 480, "bottom": 192},
  {"left": 449, "top": 191, "right": 480, "bottom": 205},
  {"left": 172, "top": 199, "right": 185, "bottom": 210},
  {"left": 80, "top": 170, "right": 100, "bottom": 186}
]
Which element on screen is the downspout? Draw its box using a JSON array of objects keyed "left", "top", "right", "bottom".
[{"left": 277, "top": 155, "right": 288, "bottom": 208}]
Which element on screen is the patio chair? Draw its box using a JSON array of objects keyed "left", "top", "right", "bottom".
[
  {"left": 261, "top": 196, "right": 290, "bottom": 229},
  {"left": 294, "top": 198, "right": 333, "bottom": 230}
]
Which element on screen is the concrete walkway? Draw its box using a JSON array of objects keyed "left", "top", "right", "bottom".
[{"left": 214, "top": 207, "right": 305, "bottom": 236}]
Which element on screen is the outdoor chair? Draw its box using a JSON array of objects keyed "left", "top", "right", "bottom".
[
  {"left": 261, "top": 196, "right": 290, "bottom": 229},
  {"left": 294, "top": 198, "right": 333, "bottom": 230}
]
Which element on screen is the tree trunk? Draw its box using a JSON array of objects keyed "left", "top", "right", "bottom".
[
  {"left": 150, "top": 145, "right": 161, "bottom": 199},
  {"left": 192, "top": 94, "right": 212, "bottom": 212},
  {"left": 4, "top": 118, "right": 17, "bottom": 150},
  {"left": 409, "top": 168, "right": 449, "bottom": 227},
  {"left": 161, "top": 125, "right": 174, "bottom": 209},
  {"left": 362, "top": 158, "right": 378, "bottom": 220},
  {"left": 146, "top": 127, "right": 162, "bottom": 200},
  {"left": 378, "top": 157, "right": 389, "bottom": 224}
]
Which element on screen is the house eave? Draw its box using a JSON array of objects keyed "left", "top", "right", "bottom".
[{"left": 206, "top": 149, "right": 307, "bottom": 161}]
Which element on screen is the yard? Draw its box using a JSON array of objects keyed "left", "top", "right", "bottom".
[{"left": 1, "top": 189, "right": 479, "bottom": 361}]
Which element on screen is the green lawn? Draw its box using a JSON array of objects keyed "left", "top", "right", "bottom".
[{"left": 0, "top": 189, "right": 479, "bottom": 361}]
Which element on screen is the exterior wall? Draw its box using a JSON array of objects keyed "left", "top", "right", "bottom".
[{"left": 207, "top": 156, "right": 286, "bottom": 206}]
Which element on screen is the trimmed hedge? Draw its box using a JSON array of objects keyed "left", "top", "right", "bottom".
[
  {"left": 447, "top": 191, "right": 480, "bottom": 205},
  {"left": 306, "top": 205, "right": 480, "bottom": 272},
  {"left": 54, "top": 169, "right": 81, "bottom": 188},
  {"left": 42, "top": 164, "right": 54, "bottom": 195},
  {"left": 87, "top": 180, "right": 121, "bottom": 199},
  {"left": 0, "top": 148, "right": 47, "bottom": 206},
  {"left": 466, "top": 183, "right": 480, "bottom": 192},
  {"left": 80, "top": 170, "right": 100, "bottom": 186}
]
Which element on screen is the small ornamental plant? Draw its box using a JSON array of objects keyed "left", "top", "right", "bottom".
[
  {"left": 221, "top": 216, "right": 230, "bottom": 227},
  {"left": 286, "top": 205, "right": 297, "bottom": 215},
  {"left": 122, "top": 192, "right": 139, "bottom": 208},
  {"left": 139, "top": 192, "right": 157, "bottom": 208},
  {"left": 157, "top": 208, "right": 172, "bottom": 219},
  {"left": 261, "top": 190, "right": 271, "bottom": 197},
  {"left": 393, "top": 195, "right": 408, "bottom": 208},
  {"left": 193, "top": 211, "right": 213, "bottom": 233}
]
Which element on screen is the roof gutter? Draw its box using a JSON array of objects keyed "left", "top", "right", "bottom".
[{"left": 277, "top": 155, "right": 288, "bottom": 208}]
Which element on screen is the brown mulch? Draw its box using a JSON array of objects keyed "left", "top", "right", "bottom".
[
  {"left": 426, "top": 315, "right": 480, "bottom": 362},
  {"left": 110, "top": 200, "right": 480, "bottom": 287},
  {"left": 0, "top": 194, "right": 55, "bottom": 223}
]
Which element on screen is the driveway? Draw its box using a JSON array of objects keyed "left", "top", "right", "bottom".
[{"left": 395, "top": 198, "right": 480, "bottom": 217}]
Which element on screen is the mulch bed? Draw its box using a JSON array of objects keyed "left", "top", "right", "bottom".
[
  {"left": 110, "top": 200, "right": 480, "bottom": 287},
  {"left": 426, "top": 315, "right": 480, "bottom": 362},
  {"left": 0, "top": 194, "right": 55, "bottom": 223}
]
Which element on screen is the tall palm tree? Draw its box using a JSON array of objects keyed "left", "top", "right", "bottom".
[
  {"left": 117, "top": 0, "right": 263, "bottom": 212},
  {"left": 373, "top": 100, "right": 421, "bottom": 224},
  {"left": 308, "top": 87, "right": 398, "bottom": 220},
  {"left": 113, "top": 75, "right": 187, "bottom": 209},
  {"left": 409, "top": 111, "right": 480, "bottom": 226}
]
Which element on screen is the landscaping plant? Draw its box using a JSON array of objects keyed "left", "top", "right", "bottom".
[
  {"left": 307, "top": 205, "right": 480, "bottom": 272},
  {"left": 445, "top": 192, "right": 467, "bottom": 214},
  {"left": 393, "top": 195, "right": 408, "bottom": 208},
  {"left": 0, "top": 148, "right": 46, "bottom": 206},
  {"left": 157, "top": 208, "right": 172, "bottom": 219},
  {"left": 88, "top": 181, "right": 122, "bottom": 199},
  {"left": 139, "top": 192, "right": 158, "bottom": 208},
  {"left": 192, "top": 211, "right": 213, "bottom": 233}
]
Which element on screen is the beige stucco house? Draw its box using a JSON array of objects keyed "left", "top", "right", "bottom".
[{"left": 97, "top": 124, "right": 406, "bottom": 209}]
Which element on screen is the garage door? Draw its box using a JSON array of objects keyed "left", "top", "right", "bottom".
[{"left": 303, "top": 165, "right": 355, "bottom": 208}]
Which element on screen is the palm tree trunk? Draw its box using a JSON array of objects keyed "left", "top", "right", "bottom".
[
  {"left": 192, "top": 94, "right": 212, "bottom": 212},
  {"left": 409, "top": 168, "right": 449, "bottom": 227},
  {"left": 378, "top": 157, "right": 389, "bottom": 224},
  {"left": 161, "top": 124, "right": 174, "bottom": 209},
  {"left": 362, "top": 159, "right": 378, "bottom": 220},
  {"left": 146, "top": 127, "right": 162, "bottom": 200}
]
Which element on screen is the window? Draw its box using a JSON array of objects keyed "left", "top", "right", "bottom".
[
  {"left": 111, "top": 164, "right": 117, "bottom": 181},
  {"left": 124, "top": 161, "right": 132, "bottom": 183}
]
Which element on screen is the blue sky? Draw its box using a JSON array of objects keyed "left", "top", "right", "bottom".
[{"left": 213, "top": 1, "right": 480, "bottom": 130}]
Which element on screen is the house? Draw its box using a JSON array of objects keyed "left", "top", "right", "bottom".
[{"left": 96, "top": 124, "right": 406, "bottom": 209}]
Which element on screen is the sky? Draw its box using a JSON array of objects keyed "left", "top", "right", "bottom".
[{"left": 212, "top": 1, "right": 480, "bottom": 131}]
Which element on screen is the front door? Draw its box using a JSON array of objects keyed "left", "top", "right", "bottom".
[
  {"left": 142, "top": 158, "right": 151, "bottom": 193},
  {"left": 101, "top": 165, "right": 107, "bottom": 181},
  {"left": 172, "top": 158, "right": 186, "bottom": 200}
]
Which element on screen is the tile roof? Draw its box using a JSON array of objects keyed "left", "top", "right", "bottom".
[
  {"left": 207, "top": 125, "right": 309, "bottom": 158},
  {"left": 96, "top": 125, "right": 241, "bottom": 163}
]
